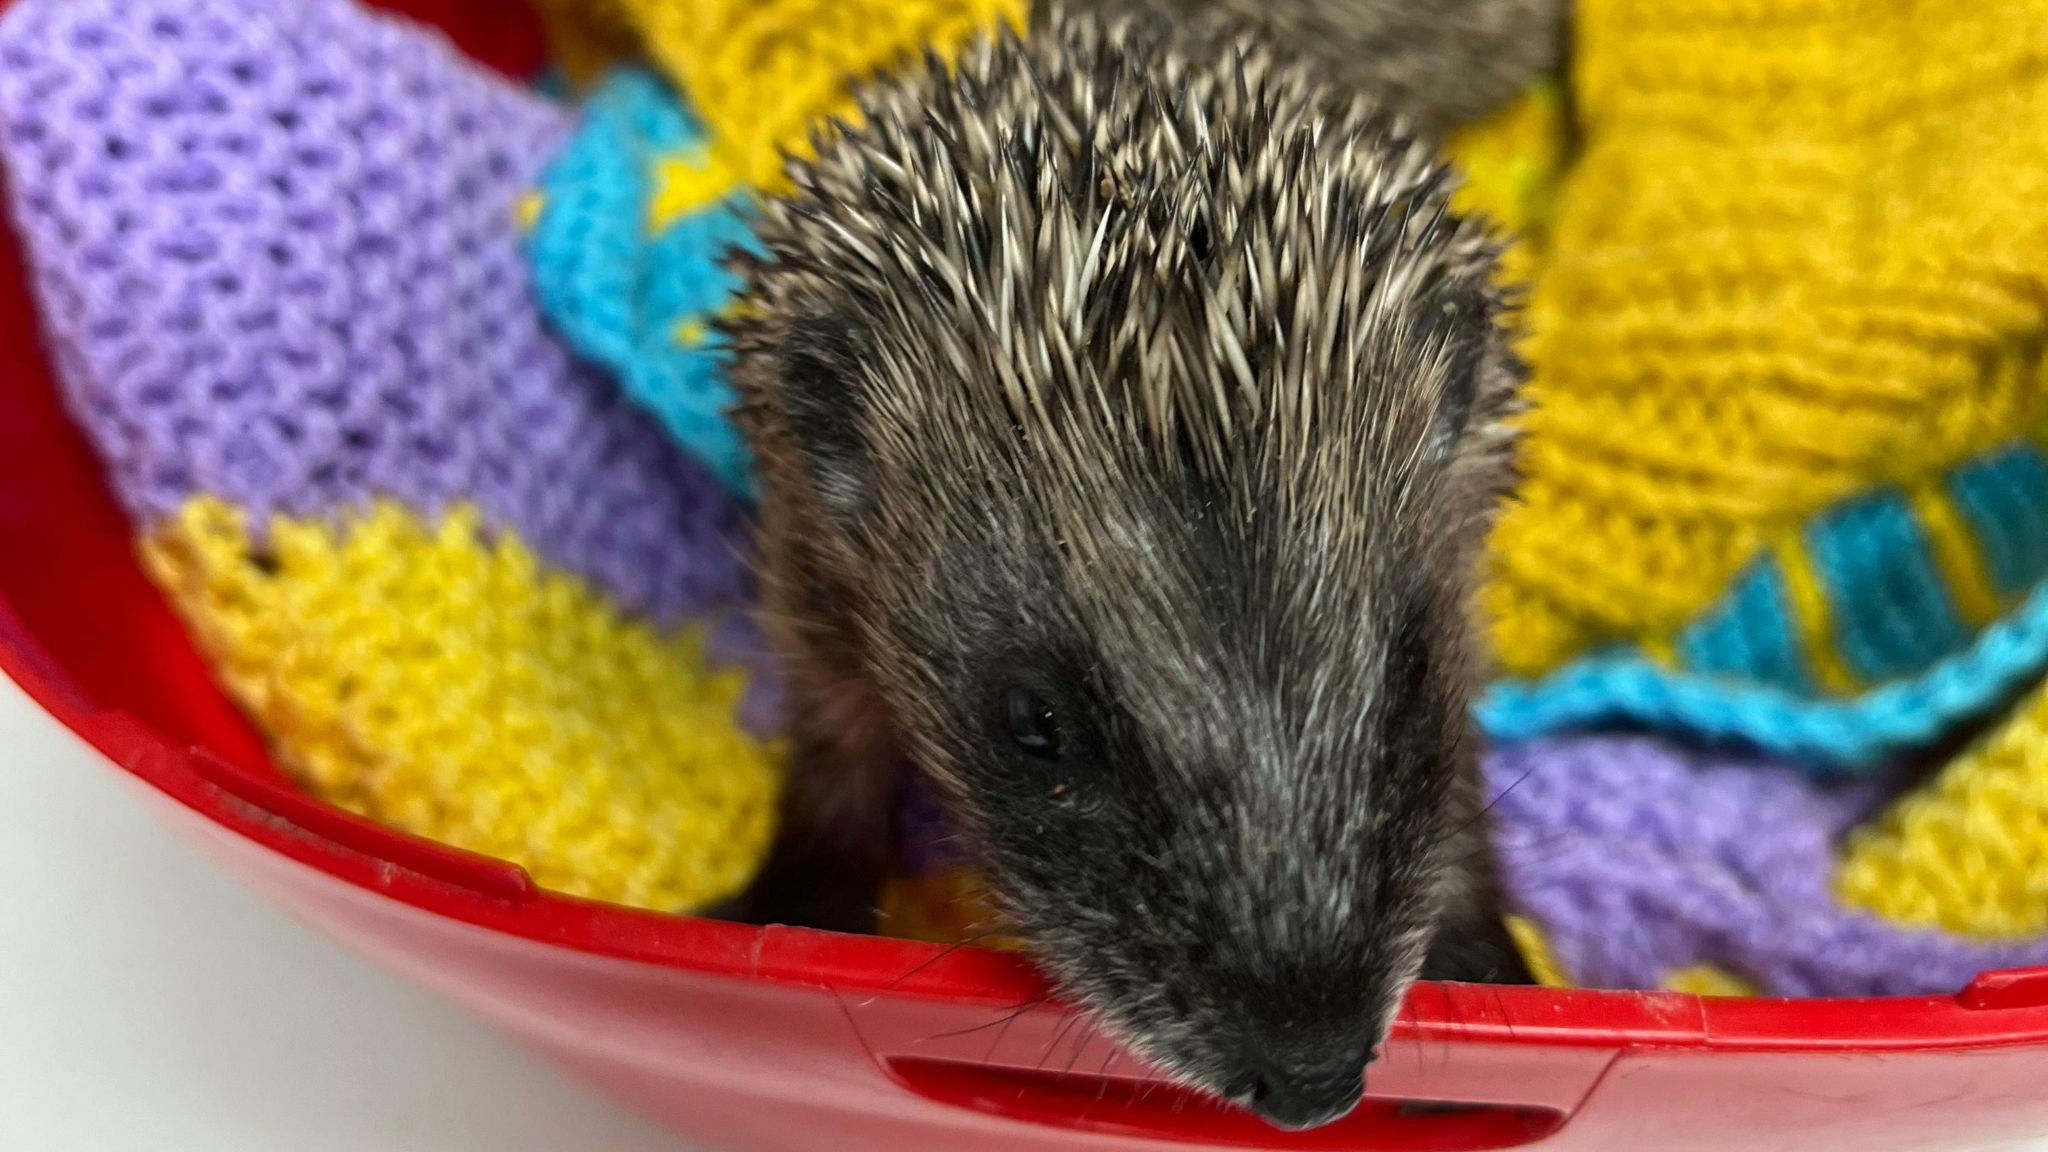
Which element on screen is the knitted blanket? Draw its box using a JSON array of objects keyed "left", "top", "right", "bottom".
[
  {"left": 11, "top": 0, "right": 2048, "bottom": 1000},
  {"left": 0, "top": 0, "right": 781, "bottom": 913},
  {"left": 1473, "top": 0, "right": 2048, "bottom": 770}
]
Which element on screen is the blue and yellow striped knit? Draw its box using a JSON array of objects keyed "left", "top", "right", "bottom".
[
  {"left": 1470, "top": 0, "right": 2048, "bottom": 773},
  {"left": 1480, "top": 430, "right": 2048, "bottom": 769}
]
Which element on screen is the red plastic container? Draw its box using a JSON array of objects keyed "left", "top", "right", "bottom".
[{"left": 6, "top": 3, "right": 2048, "bottom": 1149}]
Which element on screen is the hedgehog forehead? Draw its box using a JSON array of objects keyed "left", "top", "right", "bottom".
[
  {"left": 802, "top": 40, "right": 1459, "bottom": 329},
  {"left": 748, "top": 10, "right": 1505, "bottom": 652},
  {"left": 763, "top": 21, "right": 1492, "bottom": 498},
  {"left": 1046, "top": 479, "right": 1388, "bottom": 721}
]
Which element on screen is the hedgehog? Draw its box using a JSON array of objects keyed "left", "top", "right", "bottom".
[
  {"left": 1051, "top": 0, "right": 1569, "bottom": 137},
  {"left": 721, "top": 6, "right": 1530, "bottom": 1133}
]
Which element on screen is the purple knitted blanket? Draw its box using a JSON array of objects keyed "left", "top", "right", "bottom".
[{"left": 1489, "top": 736, "right": 2048, "bottom": 997}]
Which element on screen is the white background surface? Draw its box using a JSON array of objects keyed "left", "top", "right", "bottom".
[{"left": 0, "top": 672, "right": 701, "bottom": 1152}]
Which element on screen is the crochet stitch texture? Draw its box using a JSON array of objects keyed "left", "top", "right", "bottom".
[
  {"left": 531, "top": 0, "right": 1027, "bottom": 196},
  {"left": 0, "top": 0, "right": 782, "bottom": 911},
  {"left": 1491, "top": 734, "right": 2048, "bottom": 997},
  {"left": 1474, "top": 0, "right": 2048, "bottom": 758}
]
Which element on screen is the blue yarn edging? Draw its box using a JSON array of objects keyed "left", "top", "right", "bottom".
[{"left": 1476, "top": 576, "right": 2048, "bottom": 772}]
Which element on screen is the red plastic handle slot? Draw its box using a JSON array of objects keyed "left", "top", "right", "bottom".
[
  {"left": 887, "top": 1057, "right": 1565, "bottom": 1150},
  {"left": 841, "top": 982, "right": 1610, "bottom": 1146},
  {"left": 1960, "top": 967, "right": 2048, "bottom": 1012}
]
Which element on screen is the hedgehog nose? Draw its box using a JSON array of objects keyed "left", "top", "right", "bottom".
[{"left": 1238, "top": 1049, "right": 1366, "bottom": 1131}]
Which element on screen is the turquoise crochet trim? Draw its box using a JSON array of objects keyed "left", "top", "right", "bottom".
[
  {"left": 1478, "top": 577, "right": 2048, "bottom": 769},
  {"left": 1480, "top": 438, "right": 2048, "bottom": 771},
  {"left": 525, "top": 68, "right": 760, "bottom": 499}
]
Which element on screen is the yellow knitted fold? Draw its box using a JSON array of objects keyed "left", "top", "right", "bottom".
[
  {"left": 1483, "top": 0, "right": 2048, "bottom": 677},
  {"left": 141, "top": 496, "right": 781, "bottom": 913},
  {"left": 1837, "top": 675, "right": 2048, "bottom": 938},
  {"left": 532, "top": 0, "right": 1027, "bottom": 195}
]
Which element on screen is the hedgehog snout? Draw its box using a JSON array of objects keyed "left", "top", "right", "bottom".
[{"left": 1229, "top": 1043, "right": 1369, "bottom": 1131}]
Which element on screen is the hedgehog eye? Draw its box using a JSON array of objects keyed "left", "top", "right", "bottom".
[{"left": 1000, "top": 686, "right": 1062, "bottom": 760}]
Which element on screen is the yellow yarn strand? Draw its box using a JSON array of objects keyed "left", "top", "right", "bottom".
[
  {"left": 1908, "top": 480, "right": 2005, "bottom": 629},
  {"left": 515, "top": 191, "right": 546, "bottom": 233},
  {"left": 1504, "top": 914, "right": 1572, "bottom": 988},
  {"left": 649, "top": 145, "right": 747, "bottom": 233},
  {"left": 1662, "top": 964, "right": 1759, "bottom": 998},
  {"left": 139, "top": 496, "right": 782, "bottom": 913},
  {"left": 1772, "top": 532, "right": 1862, "bottom": 696}
]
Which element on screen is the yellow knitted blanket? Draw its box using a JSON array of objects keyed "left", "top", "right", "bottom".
[
  {"left": 1482, "top": 0, "right": 2048, "bottom": 677},
  {"left": 530, "top": 0, "right": 1028, "bottom": 195}
]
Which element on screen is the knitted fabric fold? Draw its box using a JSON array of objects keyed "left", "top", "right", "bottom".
[
  {"left": 0, "top": 0, "right": 782, "bottom": 913},
  {"left": 1479, "top": 433, "right": 2048, "bottom": 768},
  {"left": 523, "top": 67, "right": 760, "bottom": 498},
  {"left": 528, "top": 0, "right": 1027, "bottom": 194},
  {"left": 1490, "top": 733, "right": 2048, "bottom": 997},
  {"left": 1474, "top": 0, "right": 2048, "bottom": 768},
  {"left": 14, "top": 0, "right": 2048, "bottom": 1000}
]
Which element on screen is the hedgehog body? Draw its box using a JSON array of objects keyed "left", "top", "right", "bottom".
[
  {"left": 1055, "top": 0, "right": 1567, "bottom": 136},
  {"left": 726, "top": 7, "right": 1527, "bottom": 1132}
]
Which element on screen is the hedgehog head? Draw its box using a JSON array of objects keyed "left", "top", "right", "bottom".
[{"left": 729, "top": 7, "right": 1523, "bottom": 1131}]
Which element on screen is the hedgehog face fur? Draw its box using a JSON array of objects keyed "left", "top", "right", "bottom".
[{"left": 727, "top": 7, "right": 1523, "bottom": 1133}]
